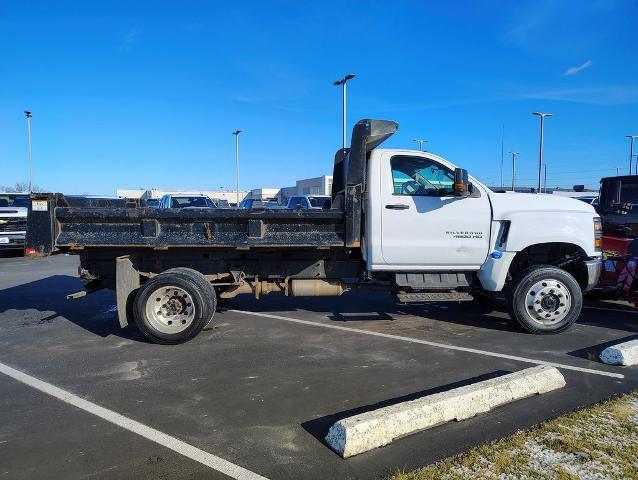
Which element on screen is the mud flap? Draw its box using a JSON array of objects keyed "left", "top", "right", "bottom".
[{"left": 116, "top": 256, "right": 140, "bottom": 328}]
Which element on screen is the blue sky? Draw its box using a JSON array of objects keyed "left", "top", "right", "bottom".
[{"left": 1, "top": 0, "right": 637, "bottom": 194}]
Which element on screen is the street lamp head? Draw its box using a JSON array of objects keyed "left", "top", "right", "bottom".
[
  {"left": 232, "top": 130, "right": 242, "bottom": 135},
  {"left": 532, "top": 112, "right": 553, "bottom": 117},
  {"left": 334, "top": 73, "right": 356, "bottom": 85},
  {"left": 24, "top": 111, "right": 32, "bottom": 117},
  {"left": 626, "top": 135, "right": 638, "bottom": 139}
]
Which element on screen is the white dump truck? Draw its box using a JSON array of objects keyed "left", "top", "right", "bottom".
[{"left": 27, "top": 119, "right": 602, "bottom": 344}]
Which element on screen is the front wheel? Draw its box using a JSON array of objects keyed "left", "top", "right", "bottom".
[
  {"left": 506, "top": 265, "right": 583, "bottom": 334},
  {"left": 133, "top": 271, "right": 216, "bottom": 344}
]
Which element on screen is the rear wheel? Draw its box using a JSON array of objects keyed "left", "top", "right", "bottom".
[
  {"left": 133, "top": 271, "right": 215, "bottom": 344},
  {"left": 506, "top": 265, "right": 582, "bottom": 334},
  {"left": 163, "top": 268, "right": 217, "bottom": 326}
]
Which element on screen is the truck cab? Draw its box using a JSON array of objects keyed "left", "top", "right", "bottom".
[
  {"left": 364, "top": 148, "right": 601, "bottom": 286},
  {"left": 0, "top": 192, "right": 29, "bottom": 252}
]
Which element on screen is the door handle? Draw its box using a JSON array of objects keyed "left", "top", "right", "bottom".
[{"left": 385, "top": 204, "right": 410, "bottom": 210}]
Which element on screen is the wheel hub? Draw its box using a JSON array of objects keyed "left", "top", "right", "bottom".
[
  {"left": 540, "top": 294, "right": 559, "bottom": 311},
  {"left": 524, "top": 278, "right": 571, "bottom": 325},
  {"left": 145, "top": 286, "right": 195, "bottom": 334}
]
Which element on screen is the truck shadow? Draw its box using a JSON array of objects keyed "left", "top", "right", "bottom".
[
  {"left": 227, "top": 291, "right": 523, "bottom": 333},
  {"left": 0, "top": 274, "right": 149, "bottom": 343},
  {"left": 227, "top": 292, "right": 638, "bottom": 334}
]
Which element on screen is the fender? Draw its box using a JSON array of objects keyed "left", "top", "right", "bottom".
[{"left": 478, "top": 209, "right": 599, "bottom": 291}]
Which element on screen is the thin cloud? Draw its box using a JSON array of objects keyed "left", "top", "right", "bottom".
[
  {"left": 383, "top": 84, "right": 638, "bottom": 113},
  {"left": 230, "top": 95, "right": 262, "bottom": 104},
  {"left": 121, "top": 29, "right": 139, "bottom": 50},
  {"left": 562, "top": 60, "right": 593, "bottom": 76},
  {"left": 516, "top": 85, "right": 638, "bottom": 106}
]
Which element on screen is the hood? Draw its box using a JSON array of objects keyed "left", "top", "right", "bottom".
[
  {"left": 0, "top": 206, "right": 28, "bottom": 218},
  {"left": 488, "top": 192, "right": 596, "bottom": 220}
]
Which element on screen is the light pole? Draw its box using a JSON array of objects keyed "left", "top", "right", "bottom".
[
  {"left": 532, "top": 112, "right": 552, "bottom": 193},
  {"left": 626, "top": 135, "right": 638, "bottom": 175},
  {"left": 333, "top": 73, "right": 356, "bottom": 149},
  {"left": 509, "top": 151, "right": 519, "bottom": 191},
  {"left": 232, "top": 130, "right": 241, "bottom": 206},
  {"left": 500, "top": 125, "right": 505, "bottom": 190},
  {"left": 25, "top": 111, "right": 33, "bottom": 192},
  {"left": 543, "top": 163, "right": 547, "bottom": 193},
  {"left": 413, "top": 138, "right": 428, "bottom": 152}
]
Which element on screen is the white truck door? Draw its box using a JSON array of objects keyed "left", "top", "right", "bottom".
[{"left": 380, "top": 152, "right": 491, "bottom": 269}]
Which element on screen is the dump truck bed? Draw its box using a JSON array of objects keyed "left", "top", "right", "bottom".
[
  {"left": 27, "top": 194, "right": 346, "bottom": 253},
  {"left": 56, "top": 207, "right": 345, "bottom": 249}
]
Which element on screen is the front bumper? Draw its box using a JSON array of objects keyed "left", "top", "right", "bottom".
[
  {"left": 0, "top": 233, "right": 25, "bottom": 250},
  {"left": 583, "top": 258, "right": 602, "bottom": 292}
]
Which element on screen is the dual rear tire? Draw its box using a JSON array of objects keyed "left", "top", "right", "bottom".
[{"left": 133, "top": 268, "right": 216, "bottom": 344}]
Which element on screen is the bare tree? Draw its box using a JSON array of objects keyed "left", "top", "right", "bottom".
[{"left": 0, "top": 182, "right": 43, "bottom": 193}]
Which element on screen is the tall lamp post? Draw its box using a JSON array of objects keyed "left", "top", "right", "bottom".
[
  {"left": 25, "top": 111, "right": 33, "bottom": 192},
  {"left": 626, "top": 135, "right": 638, "bottom": 175},
  {"left": 232, "top": 130, "right": 241, "bottom": 206},
  {"left": 413, "top": 138, "right": 428, "bottom": 152},
  {"left": 333, "top": 73, "right": 356, "bottom": 149},
  {"left": 543, "top": 163, "right": 548, "bottom": 193},
  {"left": 532, "top": 112, "right": 552, "bottom": 193},
  {"left": 500, "top": 125, "right": 505, "bottom": 190},
  {"left": 509, "top": 151, "right": 519, "bottom": 191}
]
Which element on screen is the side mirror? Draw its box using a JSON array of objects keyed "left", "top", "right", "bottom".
[{"left": 453, "top": 168, "right": 471, "bottom": 197}]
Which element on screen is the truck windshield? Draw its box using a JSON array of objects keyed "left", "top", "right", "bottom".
[
  {"left": 308, "top": 196, "right": 331, "bottom": 208},
  {"left": 0, "top": 194, "right": 29, "bottom": 208},
  {"left": 170, "top": 197, "right": 215, "bottom": 208}
]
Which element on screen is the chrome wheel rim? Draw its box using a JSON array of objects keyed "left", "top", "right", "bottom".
[
  {"left": 145, "top": 285, "right": 195, "bottom": 334},
  {"left": 524, "top": 278, "right": 572, "bottom": 325}
]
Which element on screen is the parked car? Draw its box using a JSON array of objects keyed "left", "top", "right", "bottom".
[
  {"left": 279, "top": 195, "right": 332, "bottom": 210},
  {"left": 159, "top": 194, "right": 217, "bottom": 208},
  {"left": 239, "top": 198, "right": 279, "bottom": 209},
  {"left": 0, "top": 192, "right": 29, "bottom": 253},
  {"left": 214, "top": 199, "right": 231, "bottom": 208},
  {"left": 145, "top": 198, "right": 160, "bottom": 208}
]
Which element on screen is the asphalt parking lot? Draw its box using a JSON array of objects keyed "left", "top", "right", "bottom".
[{"left": 1, "top": 253, "right": 637, "bottom": 479}]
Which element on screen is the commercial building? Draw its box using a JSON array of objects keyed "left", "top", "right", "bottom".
[{"left": 279, "top": 175, "right": 333, "bottom": 201}]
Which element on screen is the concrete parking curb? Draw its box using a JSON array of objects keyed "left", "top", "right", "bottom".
[
  {"left": 325, "top": 365, "right": 566, "bottom": 458},
  {"left": 600, "top": 340, "right": 638, "bottom": 366}
]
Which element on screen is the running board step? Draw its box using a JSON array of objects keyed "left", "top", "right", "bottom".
[{"left": 396, "top": 292, "right": 473, "bottom": 303}]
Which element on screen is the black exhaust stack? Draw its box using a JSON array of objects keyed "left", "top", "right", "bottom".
[{"left": 331, "top": 119, "right": 398, "bottom": 248}]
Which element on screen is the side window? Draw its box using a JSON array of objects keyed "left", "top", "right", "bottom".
[{"left": 390, "top": 155, "right": 455, "bottom": 196}]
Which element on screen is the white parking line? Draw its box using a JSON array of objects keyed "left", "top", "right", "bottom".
[
  {"left": 0, "top": 361, "right": 268, "bottom": 480},
  {"left": 231, "top": 310, "right": 624, "bottom": 379}
]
